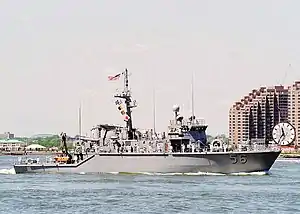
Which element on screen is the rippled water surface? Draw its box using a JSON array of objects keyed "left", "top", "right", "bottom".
[{"left": 0, "top": 156, "right": 299, "bottom": 214}]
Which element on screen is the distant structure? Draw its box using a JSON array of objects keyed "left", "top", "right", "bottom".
[
  {"left": 287, "top": 81, "right": 300, "bottom": 145},
  {"left": 0, "top": 139, "right": 26, "bottom": 151},
  {"left": 30, "top": 134, "right": 56, "bottom": 139},
  {"left": 229, "top": 85, "right": 289, "bottom": 145},
  {"left": 0, "top": 132, "right": 14, "bottom": 139}
]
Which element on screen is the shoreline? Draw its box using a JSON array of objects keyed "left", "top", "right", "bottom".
[{"left": 0, "top": 151, "right": 58, "bottom": 156}]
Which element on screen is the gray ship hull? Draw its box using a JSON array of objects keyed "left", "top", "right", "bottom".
[{"left": 13, "top": 150, "right": 281, "bottom": 174}]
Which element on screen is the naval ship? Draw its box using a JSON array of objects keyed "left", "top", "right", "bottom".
[{"left": 13, "top": 69, "right": 281, "bottom": 174}]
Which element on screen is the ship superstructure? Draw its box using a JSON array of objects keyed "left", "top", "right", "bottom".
[{"left": 168, "top": 105, "right": 208, "bottom": 152}]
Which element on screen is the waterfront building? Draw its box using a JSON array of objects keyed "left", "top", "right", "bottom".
[
  {"left": 0, "top": 139, "right": 26, "bottom": 151},
  {"left": 287, "top": 81, "right": 300, "bottom": 145},
  {"left": 229, "top": 85, "right": 289, "bottom": 145}
]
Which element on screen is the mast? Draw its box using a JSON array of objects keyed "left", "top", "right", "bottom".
[
  {"left": 114, "top": 68, "right": 137, "bottom": 139},
  {"left": 191, "top": 71, "right": 195, "bottom": 123},
  {"left": 153, "top": 87, "right": 156, "bottom": 134},
  {"left": 78, "top": 102, "right": 82, "bottom": 138}
]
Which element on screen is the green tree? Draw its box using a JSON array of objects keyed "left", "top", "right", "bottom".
[{"left": 32, "top": 135, "right": 61, "bottom": 148}]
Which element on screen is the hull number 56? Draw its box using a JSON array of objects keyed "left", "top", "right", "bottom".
[{"left": 230, "top": 154, "right": 247, "bottom": 164}]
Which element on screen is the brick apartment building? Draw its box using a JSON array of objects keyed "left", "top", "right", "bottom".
[
  {"left": 287, "top": 81, "right": 300, "bottom": 145},
  {"left": 229, "top": 85, "right": 291, "bottom": 145}
]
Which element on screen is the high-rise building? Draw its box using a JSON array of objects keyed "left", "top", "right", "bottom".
[
  {"left": 288, "top": 81, "right": 300, "bottom": 145},
  {"left": 0, "top": 132, "right": 14, "bottom": 139},
  {"left": 229, "top": 86, "right": 289, "bottom": 145}
]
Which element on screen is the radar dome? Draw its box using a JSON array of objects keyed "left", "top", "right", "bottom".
[{"left": 172, "top": 105, "right": 180, "bottom": 112}]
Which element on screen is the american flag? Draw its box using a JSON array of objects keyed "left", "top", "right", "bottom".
[{"left": 108, "top": 73, "right": 121, "bottom": 81}]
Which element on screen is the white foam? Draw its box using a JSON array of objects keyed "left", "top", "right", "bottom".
[
  {"left": 230, "top": 171, "right": 268, "bottom": 176},
  {"left": 276, "top": 158, "right": 300, "bottom": 163},
  {"left": 0, "top": 169, "right": 268, "bottom": 176},
  {"left": 184, "top": 171, "right": 268, "bottom": 176},
  {"left": 106, "top": 171, "right": 268, "bottom": 176},
  {"left": 152, "top": 172, "right": 184, "bottom": 176},
  {"left": 0, "top": 168, "right": 16, "bottom": 175},
  {"left": 184, "top": 172, "right": 225, "bottom": 176},
  {"left": 108, "top": 172, "right": 120, "bottom": 174}
]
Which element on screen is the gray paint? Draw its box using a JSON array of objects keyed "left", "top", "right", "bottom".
[{"left": 13, "top": 150, "right": 281, "bottom": 174}]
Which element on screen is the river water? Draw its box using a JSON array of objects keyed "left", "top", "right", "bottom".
[{"left": 0, "top": 156, "right": 299, "bottom": 214}]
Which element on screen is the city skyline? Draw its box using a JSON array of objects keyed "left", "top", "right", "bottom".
[{"left": 1, "top": 1, "right": 300, "bottom": 137}]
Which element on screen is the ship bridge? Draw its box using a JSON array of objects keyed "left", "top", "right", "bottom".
[{"left": 167, "top": 117, "right": 208, "bottom": 150}]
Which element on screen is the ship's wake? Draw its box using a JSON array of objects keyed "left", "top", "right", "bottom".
[
  {"left": 0, "top": 168, "right": 16, "bottom": 175},
  {"left": 0, "top": 168, "right": 268, "bottom": 176},
  {"left": 104, "top": 171, "right": 269, "bottom": 176},
  {"left": 0, "top": 167, "right": 269, "bottom": 176}
]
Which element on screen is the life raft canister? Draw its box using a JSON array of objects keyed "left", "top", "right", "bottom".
[{"left": 54, "top": 156, "right": 68, "bottom": 162}]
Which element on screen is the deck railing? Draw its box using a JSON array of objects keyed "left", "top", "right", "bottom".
[{"left": 169, "top": 118, "right": 207, "bottom": 127}]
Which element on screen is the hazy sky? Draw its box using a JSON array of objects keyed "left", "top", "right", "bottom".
[{"left": 1, "top": 0, "right": 300, "bottom": 137}]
